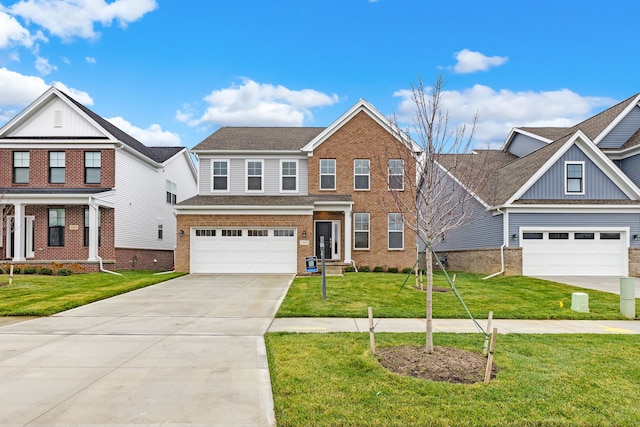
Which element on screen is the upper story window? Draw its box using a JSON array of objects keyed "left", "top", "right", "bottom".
[
  {"left": 565, "top": 161, "right": 584, "bottom": 194},
  {"left": 84, "top": 151, "right": 101, "bottom": 184},
  {"left": 49, "top": 152, "right": 65, "bottom": 184},
  {"left": 48, "top": 208, "right": 65, "bottom": 247},
  {"left": 388, "top": 213, "right": 404, "bottom": 250},
  {"left": 212, "top": 160, "right": 229, "bottom": 191},
  {"left": 166, "top": 179, "right": 177, "bottom": 204},
  {"left": 354, "top": 159, "right": 370, "bottom": 190},
  {"left": 354, "top": 213, "right": 370, "bottom": 250},
  {"left": 388, "top": 159, "right": 404, "bottom": 190},
  {"left": 246, "top": 160, "right": 263, "bottom": 192},
  {"left": 281, "top": 160, "right": 298, "bottom": 192},
  {"left": 13, "top": 151, "right": 29, "bottom": 184},
  {"left": 320, "top": 159, "right": 336, "bottom": 190}
]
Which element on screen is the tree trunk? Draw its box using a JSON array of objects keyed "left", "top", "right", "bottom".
[{"left": 425, "top": 247, "right": 434, "bottom": 353}]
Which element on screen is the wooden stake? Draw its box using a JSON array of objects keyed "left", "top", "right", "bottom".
[
  {"left": 484, "top": 327, "right": 498, "bottom": 384},
  {"left": 415, "top": 267, "right": 418, "bottom": 290},
  {"left": 483, "top": 311, "right": 494, "bottom": 356},
  {"left": 9, "top": 265, "right": 13, "bottom": 286},
  {"left": 419, "top": 269, "right": 424, "bottom": 291},
  {"left": 368, "top": 306, "right": 376, "bottom": 356}
]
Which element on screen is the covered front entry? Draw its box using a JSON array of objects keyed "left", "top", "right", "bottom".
[
  {"left": 521, "top": 229, "right": 628, "bottom": 276},
  {"left": 315, "top": 220, "right": 340, "bottom": 260},
  {"left": 190, "top": 227, "right": 297, "bottom": 274}
]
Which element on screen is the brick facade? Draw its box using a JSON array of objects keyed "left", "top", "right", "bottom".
[{"left": 431, "top": 248, "right": 523, "bottom": 276}]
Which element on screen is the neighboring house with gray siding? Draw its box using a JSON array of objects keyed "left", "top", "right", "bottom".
[{"left": 433, "top": 92, "right": 640, "bottom": 277}]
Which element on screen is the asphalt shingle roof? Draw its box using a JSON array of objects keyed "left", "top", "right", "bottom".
[
  {"left": 178, "top": 194, "right": 353, "bottom": 207},
  {"left": 192, "top": 127, "right": 326, "bottom": 151}
]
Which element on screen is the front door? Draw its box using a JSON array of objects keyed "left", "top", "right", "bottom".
[
  {"left": 315, "top": 221, "right": 340, "bottom": 260},
  {"left": 6, "top": 216, "right": 35, "bottom": 259}
]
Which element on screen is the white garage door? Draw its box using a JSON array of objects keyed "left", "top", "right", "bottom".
[
  {"left": 521, "top": 230, "right": 628, "bottom": 276},
  {"left": 190, "top": 228, "right": 297, "bottom": 274}
]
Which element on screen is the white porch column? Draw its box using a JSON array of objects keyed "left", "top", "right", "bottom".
[
  {"left": 343, "top": 206, "right": 352, "bottom": 264},
  {"left": 12, "top": 203, "right": 25, "bottom": 261},
  {"left": 87, "top": 204, "right": 99, "bottom": 262}
]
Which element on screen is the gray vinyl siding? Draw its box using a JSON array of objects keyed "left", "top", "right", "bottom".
[
  {"left": 509, "top": 212, "right": 640, "bottom": 248},
  {"left": 431, "top": 201, "right": 503, "bottom": 252},
  {"left": 507, "top": 133, "right": 549, "bottom": 157},
  {"left": 598, "top": 105, "right": 640, "bottom": 149},
  {"left": 521, "top": 145, "right": 629, "bottom": 200},
  {"left": 620, "top": 153, "right": 640, "bottom": 188}
]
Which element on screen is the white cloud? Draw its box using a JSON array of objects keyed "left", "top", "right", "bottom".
[
  {"left": 0, "top": 10, "right": 46, "bottom": 48},
  {"left": 178, "top": 78, "right": 339, "bottom": 127},
  {"left": 107, "top": 116, "right": 181, "bottom": 146},
  {"left": 9, "top": 0, "right": 158, "bottom": 40},
  {"left": 393, "top": 85, "right": 615, "bottom": 148},
  {"left": 451, "top": 49, "right": 508, "bottom": 74},
  {"left": 85, "top": 56, "right": 96, "bottom": 64},
  {"left": 0, "top": 67, "right": 93, "bottom": 106},
  {"left": 34, "top": 55, "right": 56, "bottom": 74}
]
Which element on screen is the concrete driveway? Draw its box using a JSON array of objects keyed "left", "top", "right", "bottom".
[
  {"left": 532, "top": 276, "right": 638, "bottom": 295},
  {"left": 0, "top": 273, "right": 293, "bottom": 426}
]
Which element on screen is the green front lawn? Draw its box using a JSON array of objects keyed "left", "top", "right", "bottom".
[
  {"left": 266, "top": 332, "right": 640, "bottom": 426},
  {"left": 277, "top": 272, "right": 637, "bottom": 319},
  {"left": 0, "top": 271, "right": 185, "bottom": 316}
]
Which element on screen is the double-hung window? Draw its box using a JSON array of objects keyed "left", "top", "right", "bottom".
[
  {"left": 212, "top": 160, "right": 229, "bottom": 191},
  {"left": 354, "top": 213, "right": 370, "bottom": 250},
  {"left": 49, "top": 152, "right": 65, "bottom": 184},
  {"left": 84, "top": 152, "right": 101, "bottom": 184},
  {"left": 247, "top": 160, "right": 263, "bottom": 191},
  {"left": 354, "top": 159, "right": 370, "bottom": 190},
  {"left": 48, "top": 208, "right": 65, "bottom": 247},
  {"left": 388, "top": 159, "right": 404, "bottom": 190},
  {"left": 281, "top": 160, "right": 297, "bottom": 192},
  {"left": 320, "top": 159, "right": 336, "bottom": 190},
  {"left": 166, "top": 179, "right": 177, "bottom": 204},
  {"left": 13, "top": 151, "right": 29, "bottom": 184},
  {"left": 565, "top": 162, "right": 584, "bottom": 194},
  {"left": 388, "top": 213, "right": 404, "bottom": 249}
]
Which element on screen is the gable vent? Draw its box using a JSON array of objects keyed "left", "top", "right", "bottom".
[{"left": 54, "top": 110, "right": 62, "bottom": 128}]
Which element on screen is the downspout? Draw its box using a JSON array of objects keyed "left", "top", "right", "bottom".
[
  {"left": 89, "top": 197, "right": 122, "bottom": 276},
  {"left": 154, "top": 209, "right": 179, "bottom": 275},
  {"left": 482, "top": 207, "right": 506, "bottom": 280}
]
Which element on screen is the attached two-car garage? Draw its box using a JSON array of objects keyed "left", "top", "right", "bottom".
[
  {"left": 190, "top": 227, "right": 297, "bottom": 274},
  {"left": 521, "top": 229, "right": 628, "bottom": 276}
]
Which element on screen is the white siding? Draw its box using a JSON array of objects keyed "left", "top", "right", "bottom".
[{"left": 12, "top": 98, "right": 105, "bottom": 138}]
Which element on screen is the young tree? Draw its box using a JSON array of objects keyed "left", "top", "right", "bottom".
[{"left": 383, "top": 74, "right": 495, "bottom": 353}]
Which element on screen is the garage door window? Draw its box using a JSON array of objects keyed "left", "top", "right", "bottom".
[
  {"left": 600, "top": 232, "right": 621, "bottom": 240},
  {"left": 549, "top": 233, "right": 569, "bottom": 240},
  {"left": 248, "top": 229, "right": 269, "bottom": 237},
  {"left": 274, "top": 229, "right": 295, "bottom": 237},
  {"left": 195, "top": 229, "right": 216, "bottom": 237},
  {"left": 523, "top": 232, "right": 543, "bottom": 239},
  {"left": 575, "top": 232, "right": 594, "bottom": 239},
  {"left": 222, "top": 229, "right": 242, "bottom": 237}
]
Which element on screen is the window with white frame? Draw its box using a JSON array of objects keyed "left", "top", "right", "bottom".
[
  {"left": 84, "top": 151, "right": 101, "bottom": 184},
  {"left": 320, "top": 159, "right": 336, "bottom": 190},
  {"left": 212, "top": 160, "right": 229, "bottom": 191},
  {"left": 565, "top": 161, "right": 584, "bottom": 194},
  {"left": 49, "top": 152, "right": 65, "bottom": 184},
  {"left": 48, "top": 208, "right": 65, "bottom": 247},
  {"left": 388, "top": 213, "right": 404, "bottom": 249},
  {"left": 157, "top": 219, "right": 163, "bottom": 240},
  {"left": 166, "top": 179, "right": 177, "bottom": 204},
  {"left": 354, "top": 213, "right": 370, "bottom": 249},
  {"left": 388, "top": 159, "right": 404, "bottom": 190},
  {"left": 247, "top": 160, "right": 263, "bottom": 191},
  {"left": 354, "top": 159, "right": 370, "bottom": 190},
  {"left": 13, "top": 151, "right": 29, "bottom": 184},
  {"left": 281, "top": 160, "right": 297, "bottom": 192}
]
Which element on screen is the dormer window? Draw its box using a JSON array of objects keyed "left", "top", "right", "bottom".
[{"left": 565, "top": 161, "right": 584, "bottom": 194}]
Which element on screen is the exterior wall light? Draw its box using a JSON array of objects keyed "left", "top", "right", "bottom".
[{"left": 179, "top": 230, "right": 184, "bottom": 237}]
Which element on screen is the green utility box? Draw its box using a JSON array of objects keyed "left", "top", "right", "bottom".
[{"left": 620, "top": 277, "right": 636, "bottom": 319}]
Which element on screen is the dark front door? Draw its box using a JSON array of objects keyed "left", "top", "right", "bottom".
[{"left": 315, "top": 221, "right": 332, "bottom": 260}]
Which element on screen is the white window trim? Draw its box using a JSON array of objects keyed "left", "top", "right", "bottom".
[
  {"left": 353, "top": 212, "right": 370, "bottom": 250},
  {"left": 354, "top": 159, "right": 370, "bottom": 191},
  {"left": 280, "top": 159, "right": 298, "bottom": 193},
  {"left": 157, "top": 218, "right": 164, "bottom": 241},
  {"left": 211, "top": 159, "right": 230, "bottom": 193},
  {"left": 166, "top": 179, "right": 177, "bottom": 204},
  {"left": 388, "top": 159, "right": 404, "bottom": 191},
  {"left": 388, "top": 213, "right": 404, "bottom": 250},
  {"left": 320, "top": 159, "right": 336, "bottom": 191},
  {"left": 246, "top": 159, "right": 264, "bottom": 193},
  {"left": 564, "top": 161, "right": 585, "bottom": 195}
]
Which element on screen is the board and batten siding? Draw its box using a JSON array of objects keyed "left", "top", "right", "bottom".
[
  {"left": 521, "top": 145, "right": 629, "bottom": 200},
  {"left": 509, "top": 212, "right": 640, "bottom": 248},
  {"left": 12, "top": 97, "right": 104, "bottom": 138},
  {"left": 507, "top": 133, "right": 549, "bottom": 158},
  {"left": 598, "top": 105, "right": 640, "bottom": 149},
  {"left": 114, "top": 149, "right": 178, "bottom": 250},
  {"left": 198, "top": 155, "right": 308, "bottom": 195},
  {"left": 620, "top": 153, "right": 640, "bottom": 188}
]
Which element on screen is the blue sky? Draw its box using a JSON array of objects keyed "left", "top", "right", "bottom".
[{"left": 1, "top": 0, "right": 639, "bottom": 149}]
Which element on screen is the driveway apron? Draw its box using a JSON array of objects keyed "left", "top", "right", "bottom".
[{"left": 0, "top": 274, "right": 293, "bottom": 427}]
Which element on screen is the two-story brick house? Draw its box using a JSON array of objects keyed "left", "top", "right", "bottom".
[
  {"left": 175, "top": 99, "right": 420, "bottom": 275},
  {"left": 0, "top": 87, "right": 197, "bottom": 272}
]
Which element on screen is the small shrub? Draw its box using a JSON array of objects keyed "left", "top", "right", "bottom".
[
  {"left": 23, "top": 266, "right": 37, "bottom": 274},
  {"left": 373, "top": 266, "right": 385, "bottom": 273},
  {"left": 38, "top": 267, "right": 53, "bottom": 275},
  {"left": 402, "top": 267, "right": 414, "bottom": 274},
  {"left": 359, "top": 266, "right": 370, "bottom": 272},
  {"left": 344, "top": 266, "right": 356, "bottom": 273},
  {"left": 56, "top": 268, "right": 73, "bottom": 276},
  {"left": 11, "top": 265, "right": 21, "bottom": 274},
  {"left": 387, "top": 267, "right": 399, "bottom": 273}
]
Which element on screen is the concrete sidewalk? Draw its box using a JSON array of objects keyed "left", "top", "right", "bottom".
[{"left": 269, "top": 317, "right": 640, "bottom": 334}]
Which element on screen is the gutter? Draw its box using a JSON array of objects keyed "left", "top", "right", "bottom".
[
  {"left": 482, "top": 207, "right": 506, "bottom": 280},
  {"left": 89, "top": 196, "right": 122, "bottom": 276}
]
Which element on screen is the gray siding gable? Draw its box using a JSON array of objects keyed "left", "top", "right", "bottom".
[
  {"left": 620, "top": 153, "right": 640, "bottom": 187},
  {"left": 521, "top": 145, "right": 629, "bottom": 200},
  {"left": 507, "top": 133, "right": 549, "bottom": 157},
  {"left": 599, "top": 105, "right": 640, "bottom": 149}
]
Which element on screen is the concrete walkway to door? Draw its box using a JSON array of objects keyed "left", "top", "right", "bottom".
[{"left": 0, "top": 274, "right": 293, "bottom": 426}]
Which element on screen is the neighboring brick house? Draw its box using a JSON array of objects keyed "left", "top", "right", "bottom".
[
  {"left": 0, "top": 87, "right": 197, "bottom": 272},
  {"left": 175, "top": 99, "right": 420, "bottom": 274}
]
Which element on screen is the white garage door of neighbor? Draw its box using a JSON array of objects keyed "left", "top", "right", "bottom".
[
  {"left": 190, "top": 228, "right": 297, "bottom": 274},
  {"left": 521, "top": 230, "right": 628, "bottom": 276}
]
